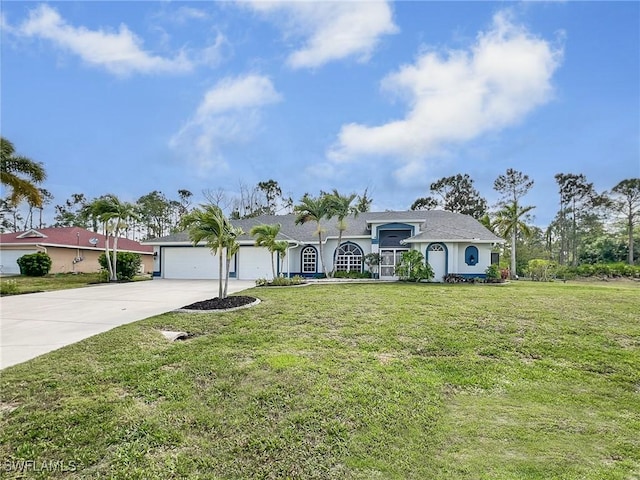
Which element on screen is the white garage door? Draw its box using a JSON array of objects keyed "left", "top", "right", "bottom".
[
  {"left": 162, "top": 246, "right": 221, "bottom": 279},
  {"left": 0, "top": 249, "right": 36, "bottom": 275},
  {"left": 237, "top": 247, "right": 273, "bottom": 280}
]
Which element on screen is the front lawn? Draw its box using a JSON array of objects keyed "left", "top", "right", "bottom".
[
  {"left": 0, "top": 273, "right": 151, "bottom": 295},
  {"left": 0, "top": 281, "right": 638, "bottom": 479}
]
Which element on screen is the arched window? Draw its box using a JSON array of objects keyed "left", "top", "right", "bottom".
[
  {"left": 335, "top": 242, "right": 364, "bottom": 273},
  {"left": 301, "top": 246, "right": 317, "bottom": 273},
  {"left": 465, "top": 246, "right": 479, "bottom": 266},
  {"left": 428, "top": 243, "right": 445, "bottom": 252}
]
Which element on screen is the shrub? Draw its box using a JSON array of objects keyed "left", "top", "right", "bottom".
[
  {"left": 333, "top": 271, "right": 372, "bottom": 279},
  {"left": 485, "top": 264, "right": 501, "bottom": 282},
  {"left": 396, "top": 250, "right": 434, "bottom": 282},
  {"left": 255, "top": 276, "right": 307, "bottom": 287},
  {"left": 16, "top": 252, "right": 52, "bottom": 277},
  {"left": 98, "top": 252, "right": 142, "bottom": 281},
  {"left": 444, "top": 274, "right": 465, "bottom": 283},
  {"left": 0, "top": 279, "right": 19, "bottom": 295},
  {"left": 527, "top": 259, "right": 556, "bottom": 282}
]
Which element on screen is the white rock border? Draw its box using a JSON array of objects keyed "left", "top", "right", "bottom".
[{"left": 174, "top": 297, "right": 261, "bottom": 314}]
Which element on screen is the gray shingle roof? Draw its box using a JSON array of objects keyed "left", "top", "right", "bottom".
[{"left": 143, "top": 210, "right": 502, "bottom": 245}]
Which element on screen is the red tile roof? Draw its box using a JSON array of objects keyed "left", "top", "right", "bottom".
[{"left": 0, "top": 227, "right": 152, "bottom": 253}]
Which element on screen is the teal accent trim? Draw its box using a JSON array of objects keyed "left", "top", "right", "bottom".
[
  {"left": 372, "top": 238, "right": 379, "bottom": 244},
  {"left": 465, "top": 246, "right": 479, "bottom": 266},
  {"left": 425, "top": 242, "right": 448, "bottom": 276}
]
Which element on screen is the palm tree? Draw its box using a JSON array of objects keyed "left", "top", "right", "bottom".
[
  {"left": 274, "top": 240, "right": 289, "bottom": 276},
  {"left": 99, "top": 196, "right": 139, "bottom": 281},
  {"left": 250, "top": 223, "right": 282, "bottom": 280},
  {"left": 180, "top": 204, "right": 230, "bottom": 298},
  {"left": 223, "top": 225, "right": 243, "bottom": 298},
  {"left": 294, "top": 194, "right": 331, "bottom": 277},
  {"left": 326, "top": 189, "right": 358, "bottom": 276},
  {"left": 1, "top": 137, "right": 47, "bottom": 207},
  {"left": 493, "top": 202, "right": 535, "bottom": 279},
  {"left": 90, "top": 195, "right": 120, "bottom": 281}
]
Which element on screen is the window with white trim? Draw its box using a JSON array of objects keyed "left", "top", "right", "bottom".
[
  {"left": 335, "top": 243, "right": 364, "bottom": 272},
  {"left": 301, "top": 246, "right": 317, "bottom": 273},
  {"left": 428, "top": 244, "right": 444, "bottom": 252}
]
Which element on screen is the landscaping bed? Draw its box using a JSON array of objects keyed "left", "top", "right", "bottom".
[{"left": 180, "top": 295, "right": 258, "bottom": 310}]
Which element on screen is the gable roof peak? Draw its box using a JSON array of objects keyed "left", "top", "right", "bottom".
[{"left": 16, "top": 228, "right": 47, "bottom": 239}]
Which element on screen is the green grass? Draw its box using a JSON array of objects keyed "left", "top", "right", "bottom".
[
  {"left": 1, "top": 281, "right": 639, "bottom": 479},
  {"left": 0, "top": 273, "right": 151, "bottom": 295}
]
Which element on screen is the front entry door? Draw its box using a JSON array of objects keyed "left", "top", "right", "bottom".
[{"left": 380, "top": 249, "right": 407, "bottom": 280}]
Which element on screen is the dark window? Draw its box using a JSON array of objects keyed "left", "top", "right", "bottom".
[{"left": 379, "top": 229, "right": 411, "bottom": 247}]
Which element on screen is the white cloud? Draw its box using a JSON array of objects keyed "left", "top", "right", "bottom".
[
  {"left": 243, "top": 0, "right": 397, "bottom": 69},
  {"left": 170, "top": 74, "right": 282, "bottom": 173},
  {"left": 15, "top": 4, "right": 192, "bottom": 76},
  {"left": 173, "top": 6, "right": 209, "bottom": 24},
  {"left": 198, "top": 31, "right": 231, "bottom": 68},
  {"left": 327, "top": 10, "right": 563, "bottom": 182}
]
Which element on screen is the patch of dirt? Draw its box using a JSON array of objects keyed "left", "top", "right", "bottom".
[
  {"left": 180, "top": 296, "right": 257, "bottom": 311},
  {"left": 0, "top": 401, "right": 19, "bottom": 415}
]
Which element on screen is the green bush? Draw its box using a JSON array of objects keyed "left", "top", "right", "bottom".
[
  {"left": 396, "top": 250, "right": 434, "bottom": 282},
  {"left": 16, "top": 252, "right": 52, "bottom": 277},
  {"left": 527, "top": 259, "right": 556, "bottom": 282},
  {"left": 555, "top": 263, "right": 640, "bottom": 280},
  {"left": 255, "top": 276, "right": 307, "bottom": 287},
  {"left": 333, "top": 271, "right": 372, "bottom": 279},
  {"left": 485, "top": 264, "right": 501, "bottom": 281},
  {"left": 98, "top": 252, "right": 142, "bottom": 281}
]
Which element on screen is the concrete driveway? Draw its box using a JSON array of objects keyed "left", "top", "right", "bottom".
[{"left": 0, "top": 279, "right": 254, "bottom": 369}]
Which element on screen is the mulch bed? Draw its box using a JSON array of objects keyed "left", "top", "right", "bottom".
[{"left": 180, "top": 295, "right": 257, "bottom": 311}]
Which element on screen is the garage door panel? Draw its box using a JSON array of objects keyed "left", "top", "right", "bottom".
[
  {"left": 238, "top": 247, "right": 272, "bottom": 280},
  {"left": 162, "top": 247, "right": 220, "bottom": 279},
  {"left": 0, "top": 249, "right": 36, "bottom": 275}
]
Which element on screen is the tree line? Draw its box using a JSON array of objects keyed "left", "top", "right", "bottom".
[
  {"left": 410, "top": 170, "right": 639, "bottom": 273},
  {"left": 2, "top": 136, "right": 638, "bottom": 277}
]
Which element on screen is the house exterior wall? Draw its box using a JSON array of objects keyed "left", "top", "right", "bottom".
[
  {"left": 0, "top": 245, "right": 152, "bottom": 275},
  {"left": 455, "top": 242, "right": 492, "bottom": 277},
  {"left": 48, "top": 247, "right": 103, "bottom": 274}
]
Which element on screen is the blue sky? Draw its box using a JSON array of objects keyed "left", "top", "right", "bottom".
[{"left": 2, "top": 1, "right": 638, "bottom": 226}]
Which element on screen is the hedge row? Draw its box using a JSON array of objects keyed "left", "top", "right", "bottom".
[
  {"left": 556, "top": 262, "right": 640, "bottom": 279},
  {"left": 527, "top": 260, "right": 640, "bottom": 280}
]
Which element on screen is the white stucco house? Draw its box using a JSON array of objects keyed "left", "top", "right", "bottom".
[{"left": 143, "top": 210, "right": 503, "bottom": 282}]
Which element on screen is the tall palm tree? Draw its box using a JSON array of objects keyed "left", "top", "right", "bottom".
[
  {"left": 493, "top": 202, "right": 535, "bottom": 279},
  {"left": 99, "top": 196, "right": 139, "bottom": 281},
  {"left": 90, "top": 195, "right": 120, "bottom": 281},
  {"left": 223, "top": 224, "right": 243, "bottom": 298},
  {"left": 180, "top": 204, "right": 229, "bottom": 298},
  {"left": 294, "top": 194, "right": 331, "bottom": 277},
  {"left": 1, "top": 137, "right": 47, "bottom": 207},
  {"left": 250, "top": 223, "right": 282, "bottom": 280},
  {"left": 274, "top": 240, "right": 289, "bottom": 276},
  {"left": 326, "top": 189, "right": 358, "bottom": 276}
]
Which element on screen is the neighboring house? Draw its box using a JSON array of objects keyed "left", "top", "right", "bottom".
[
  {"left": 144, "top": 211, "right": 503, "bottom": 282},
  {"left": 0, "top": 227, "right": 153, "bottom": 275}
]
